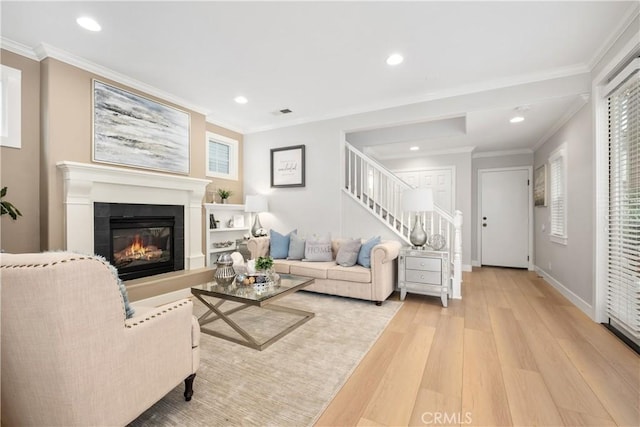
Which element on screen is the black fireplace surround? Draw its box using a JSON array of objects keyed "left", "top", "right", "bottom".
[{"left": 94, "top": 203, "right": 185, "bottom": 281}]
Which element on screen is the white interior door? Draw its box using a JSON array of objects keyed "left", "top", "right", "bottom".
[{"left": 480, "top": 168, "right": 530, "bottom": 268}]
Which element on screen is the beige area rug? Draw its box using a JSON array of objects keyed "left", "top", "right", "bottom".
[{"left": 129, "top": 291, "right": 402, "bottom": 427}]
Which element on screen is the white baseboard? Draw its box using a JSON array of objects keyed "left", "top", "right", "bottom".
[
  {"left": 534, "top": 266, "right": 593, "bottom": 319},
  {"left": 463, "top": 264, "right": 473, "bottom": 272},
  {"left": 471, "top": 260, "right": 481, "bottom": 267}
]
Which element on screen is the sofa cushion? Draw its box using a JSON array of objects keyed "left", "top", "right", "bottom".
[
  {"left": 287, "top": 232, "right": 305, "bottom": 260},
  {"left": 304, "top": 234, "right": 332, "bottom": 262},
  {"left": 335, "top": 238, "right": 362, "bottom": 267},
  {"left": 327, "top": 264, "right": 372, "bottom": 283},
  {"left": 270, "top": 229, "right": 295, "bottom": 259},
  {"left": 290, "top": 261, "right": 335, "bottom": 279},
  {"left": 357, "top": 236, "right": 381, "bottom": 268},
  {"left": 273, "top": 259, "right": 297, "bottom": 274}
]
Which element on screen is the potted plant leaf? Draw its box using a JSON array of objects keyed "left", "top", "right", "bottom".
[
  {"left": 1, "top": 187, "right": 22, "bottom": 220},
  {"left": 255, "top": 256, "right": 274, "bottom": 271},
  {"left": 254, "top": 256, "right": 279, "bottom": 285},
  {"left": 217, "top": 188, "right": 232, "bottom": 204}
]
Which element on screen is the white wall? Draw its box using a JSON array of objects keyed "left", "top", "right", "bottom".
[
  {"left": 243, "top": 75, "right": 590, "bottom": 266},
  {"left": 243, "top": 121, "right": 344, "bottom": 238},
  {"left": 534, "top": 103, "right": 594, "bottom": 310}
]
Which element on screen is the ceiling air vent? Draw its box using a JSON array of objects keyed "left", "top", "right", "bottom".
[{"left": 272, "top": 108, "right": 293, "bottom": 116}]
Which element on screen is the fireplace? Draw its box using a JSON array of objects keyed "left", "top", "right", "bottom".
[{"left": 94, "top": 203, "right": 184, "bottom": 280}]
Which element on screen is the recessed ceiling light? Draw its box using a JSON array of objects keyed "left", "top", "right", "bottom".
[
  {"left": 234, "top": 96, "right": 248, "bottom": 104},
  {"left": 76, "top": 16, "right": 101, "bottom": 32},
  {"left": 386, "top": 53, "right": 404, "bottom": 66},
  {"left": 510, "top": 105, "right": 530, "bottom": 123},
  {"left": 410, "top": 146, "right": 420, "bottom": 151}
]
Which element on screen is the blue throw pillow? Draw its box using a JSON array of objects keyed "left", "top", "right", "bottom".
[
  {"left": 270, "top": 229, "right": 295, "bottom": 259},
  {"left": 357, "top": 236, "right": 381, "bottom": 268}
]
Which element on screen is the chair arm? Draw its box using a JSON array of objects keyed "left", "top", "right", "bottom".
[
  {"left": 370, "top": 240, "right": 402, "bottom": 302},
  {"left": 371, "top": 240, "right": 402, "bottom": 264},
  {"left": 247, "top": 236, "right": 270, "bottom": 259},
  {"left": 124, "top": 297, "right": 197, "bottom": 375}
]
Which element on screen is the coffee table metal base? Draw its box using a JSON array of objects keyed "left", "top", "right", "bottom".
[{"left": 193, "top": 293, "right": 315, "bottom": 351}]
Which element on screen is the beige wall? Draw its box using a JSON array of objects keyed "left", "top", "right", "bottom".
[
  {"left": 38, "top": 57, "right": 241, "bottom": 251},
  {"left": 0, "top": 49, "right": 40, "bottom": 253},
  {"left": 205, "top": 122, "right": 244, "bottom": 205}
]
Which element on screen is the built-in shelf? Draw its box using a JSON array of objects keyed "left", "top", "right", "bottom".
[
  {"left": 204, "top": 203, "right": 252, "bottom": 266},
  {"left": 209, "top": 227, "right": 250, "bottom": 233}
]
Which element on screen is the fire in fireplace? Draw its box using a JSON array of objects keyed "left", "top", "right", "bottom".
[
  {"left": 112, "top": 222, "right": 172, "bottom": 269},
  {"left": 94, "top": 203, "right": 184, "bottom": 281}
]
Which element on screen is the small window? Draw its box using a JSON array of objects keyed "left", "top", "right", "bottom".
[
  {"left": 206, "top": 132, "right": 238, "bottom": 180},
  {"left": 0, "top": 64, "right": 21, "bottom": 149},
  {"left": 549, "top": 143, "right": 567, "bottom": 244}
]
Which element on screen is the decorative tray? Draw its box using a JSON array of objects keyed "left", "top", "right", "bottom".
[{"left": 213, "top": 241, "right": 234, "bottom": 248}]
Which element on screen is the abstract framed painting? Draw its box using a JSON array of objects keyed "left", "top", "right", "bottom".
[
  {"left": 92, "top": 80, "right": 190, "bottom": 174},
  {"left": 270, "top": 144, "right": 305, "bottom": 188},
  {"left": 534, "top": 163, "right": 546, "bottom": 207}
]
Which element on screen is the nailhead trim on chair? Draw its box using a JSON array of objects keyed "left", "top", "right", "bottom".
[
  {"left": 125, "top": 302, "right": 189, "bottom": 328},
  {"left": 2, "top": 255, "right": 133, "bottom": 323},
  {"left": 3, "top": 256, "right": 192, "bottom": 330},
  {"left": 0, "top": 256, "right": 100, "bottom": 269}
]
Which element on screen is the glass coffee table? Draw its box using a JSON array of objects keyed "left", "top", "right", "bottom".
[{"left": 191, "top": 274, "right": 315, "bottom": 351}]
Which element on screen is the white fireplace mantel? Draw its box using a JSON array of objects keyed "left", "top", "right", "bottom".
[{"left": 57, "top": 161, "right": 211, "bottom": 270}]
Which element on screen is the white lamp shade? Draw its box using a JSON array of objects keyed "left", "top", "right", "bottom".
[
  {"left": 244, "top": 195, "right": 268, "bottom": 213},
  {"left": 401, "top": 188, "right": 434, "bottom": 212}
]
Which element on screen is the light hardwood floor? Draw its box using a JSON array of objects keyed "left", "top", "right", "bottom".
[{"left": 315, "top": 267, "right": 639, "bottom": 427}]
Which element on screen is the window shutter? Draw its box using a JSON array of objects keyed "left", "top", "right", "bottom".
[
  {"left": 549, "top": 145, "right": 567, "bottom": 241},
  {"left": 205, "top": 132, "right": 238, "bottom": 180},
  {"left": 607, "top": 59, "right": 639, "bottom": 341},
  {"left": 208, "top": 140, "right": 230, "bottom": 174}
]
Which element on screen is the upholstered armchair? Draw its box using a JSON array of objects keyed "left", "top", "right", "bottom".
[{"left": 1, "top": 252, "right": 200, "bottom": 426}]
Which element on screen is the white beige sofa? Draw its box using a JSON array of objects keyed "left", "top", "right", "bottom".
[
  {"left": 247, "top": 237, "right": 401, "bottom": 305},
  {"left": 1, "top": 252, "right": 200, "bottom": 426}
]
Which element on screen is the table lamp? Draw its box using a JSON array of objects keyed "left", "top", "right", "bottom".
[
  {"left": 245, "top": 195, "right": 269, "bottom": 237},
  {"left": 401, "top": 188, "right": 434, "bottom": 248}
]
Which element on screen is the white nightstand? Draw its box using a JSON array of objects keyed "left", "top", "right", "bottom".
[{"left": 398, "top": 247, "right": 450, "bottom": 307}]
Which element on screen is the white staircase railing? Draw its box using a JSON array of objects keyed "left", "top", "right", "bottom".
[{"left": 343, "top": 142, "right": 462, "bottom": 299}]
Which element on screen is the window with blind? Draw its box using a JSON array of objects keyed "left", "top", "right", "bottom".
[
  {"left": 0, "top": 64, "right": 21, "bottom": 148},
  {"left": 206, "top": 132, "right": 238, "bottom": 180},
  {"left": 606, "top": 58, "right": 639, "bottom": 343},
  {"left": 549, "top": 144, "right": 568, "bottom": 244}
]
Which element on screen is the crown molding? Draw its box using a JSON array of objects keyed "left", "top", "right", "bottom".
[
  {"left": 36, "top": 42, "right": 211, "bottom": 116},
  {"left": 2, "top": 37, "right": 248, "bottom": 133},
  {"left": 245, "top": 64, "right": 590, "bottom": 134},
  {"left": 0, "top": 37, "right": 39, "bottom": 61},
  {"left": 366, "top": 145, "right": 475, "bottom": 161},
  {"left": 204, "top": 115, "right": 245, "bottom": 135},
  {"left": 472, "top": 148, "right": 533, "bottom": 159},
  {"left": 588, "top": 2, "right": 640, "bottom": 71},
  {"left": 532, "top": 93, "right": 590, "bottom": 152}
]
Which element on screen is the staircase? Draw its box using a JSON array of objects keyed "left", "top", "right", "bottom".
[{"left": 343, "top": 142, "right": 463, "bottom": 299}]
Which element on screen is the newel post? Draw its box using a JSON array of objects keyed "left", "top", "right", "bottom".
[{"left": 452, "top": 210, "right": 463, "bottom": 299}]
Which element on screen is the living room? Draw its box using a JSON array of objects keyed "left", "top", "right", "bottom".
[{"left": 1, "top": 1, "right": 639, "bottom": 426}]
